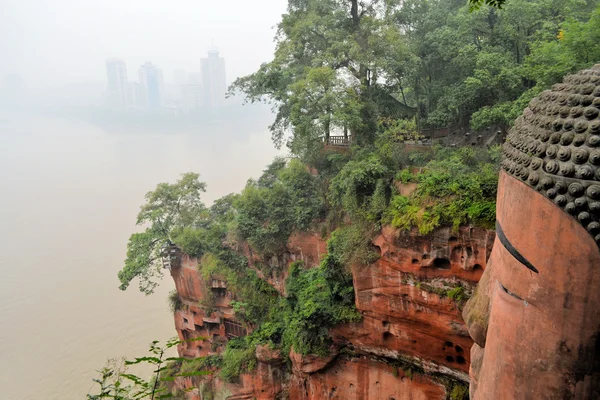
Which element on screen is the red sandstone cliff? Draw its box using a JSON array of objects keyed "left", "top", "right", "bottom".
[{"left": 168, "top": 226, "right": 494, "bottom": 399}]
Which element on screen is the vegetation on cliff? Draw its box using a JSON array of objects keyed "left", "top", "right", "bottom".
[
  {"left": 118, "top": 172, "right": 208, "bottom": 295},
  {"left": 235, "top": 157, "right": 325, "bottom": 255},
  {"left": 387, "top": 146, "right": 500, "bottom": 233},
  {"left": 230, "top": 0, "right": 600, "bottom": 156},
  {"left": 110, "top": 0, "right": 600, "bottom": 398}
]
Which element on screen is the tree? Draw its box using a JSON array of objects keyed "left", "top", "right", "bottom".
[
  {"left": 232, "top": 0, "right": 600, "bottom": 145},
  {"left": 118, "top": 173, "right": 207, "bottom": 294},
  {"left": 468, "top": 0, "right": 508, "bottom": 9},
  {"left": 229, "top": 0, "right": 414, "bottom": 157}
]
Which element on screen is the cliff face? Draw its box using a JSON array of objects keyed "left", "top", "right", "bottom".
[
  {"left": 241, "top": 231, "right": 328, "bottom": 295},
  {"left": 334, "top": 226, "right": 492, "bottom": 381},
  {"left": 169, "top": 227, "right": 495, "bottom": 399}
]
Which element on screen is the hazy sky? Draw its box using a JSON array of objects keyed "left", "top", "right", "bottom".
[{"left": 1, "top": 0, "right": 287, "bottom": 88}]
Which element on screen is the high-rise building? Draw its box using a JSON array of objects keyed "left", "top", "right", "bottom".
[
  {"left": 139, "top": 62, "right": 164, "bottom": 110},
  {"left": 181, "top": 84, "right": 203, "bottom": 113},
  {"left": 201, "top": 48, "right": 226, "bottom": 108},
  {"left": 127, "top": 82, "right": 144, "bottom": 108},
  {"left": 105, "top": 58, "right": 129, "bottom": 110},
  {"left": 188, "top": 72, "right": 201, "bottom": 85}
]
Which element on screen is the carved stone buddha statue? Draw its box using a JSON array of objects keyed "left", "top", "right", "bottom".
[{"left": 463, "top": 66, "right": 600, "bottom": 399}]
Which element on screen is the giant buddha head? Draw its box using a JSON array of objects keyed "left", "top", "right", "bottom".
[{"left": 463, "top": 66, "right": 600, "bottom": 399}]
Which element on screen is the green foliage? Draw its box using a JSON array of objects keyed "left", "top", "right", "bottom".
[
  {"left": 167, "top": 290, "right": 182, "bottom": 314},
  {"left": 396, "top": 168, "right": 416, "bottom": 183},
  {"left": 329, "top": 155, "right": 390, "bottom": 219},
  {"left": 177, "top": 355, "right": 222, "bottom": 376},
  {"left": 171, "top": 227, "right": 205, "bottom": 257},
  {"left": 197, "top": 253, "right": 280, "bottom": 327},
  {"left": 386, "top": 147, "right": 499, "bottom": 233},
  {"left": 118, "top": 232, "right": 162, "bottom": 295},
  {"left": 88, "top": 338, "right": 210, "bottom": 400},
  {"left": 118, "top": 173, "right": 208, "bottom": 294},
  {"left": 327, "top": 225, "right": 379, "bottom": 268},
  {"left": 449, "top": 382, "right": 470, "bottom": 400},
  {"left": 219, "top": 339, "right": 257, "bottom": 382},
  {"left": 469, "top": 0, "right": 507, "bottom": 10},
  {"left": 87, "top": 359, "right": 131, "bottom": 400},
  {"left": 283, "top": 257, "right": 361, "bottom": 356},
  {"left": 447, "top": 286, "right": 467, "bottom": 304},
  {"left": 236, "top": 158, "right": 325, "bottom": 255},
  {"left": 377, "top": 117, "right": 421, "bottom": 142},
  {"left": 232, "top": 0, "right": 600, "bottom": 150},
  {"left": 470, "top": 102, "right": 513, "bottom": 131},
  {"left": 229, "top": 0, "right": 414, "bottom": 156},
  {"left": 308, "top": 150, "right": 351, "bottom": 181},
  {"left": 197, "top": 239, "right": 361, "bottom": 359}
]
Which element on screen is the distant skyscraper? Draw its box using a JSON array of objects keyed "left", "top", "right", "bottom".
[
  {"left": 188, "top": 72, "right": 201, "bottom": 85},
  {"left": 181, "top": 84, "right": 203, "bottom": 113},
  {"left": 139, "top": 62, "right": 164, "bottom": 110},
  {"left": 201, "top": 48, "right": 226, "bottom": 108},
  {"left": 127, "top": 82, "right": 144, "bottom": 108},
  {"left": 105, "top": 58, "right": 129, "bottom": 110}
]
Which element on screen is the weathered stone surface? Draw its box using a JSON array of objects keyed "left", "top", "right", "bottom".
[
  {"left": 464, "top": 66, "right": 600, "bottom": 400},
  {"left": 465, "top": 170, "right": 600, "bottom": 399},
  {"left": 169, "top": 226, "right": 491, "bottom": 398},
  {"left": 502, "top": 65, "right": 600, "bottom": 246},
  {"left": 290, "top": 347, "right": 338, "bottom": 375},
  {"left": 394, "top": 181, "right": 418, "bottom": 196},
  {"left": 288, "top": 356, "right": 446, "bottom": 400},
  {"left": 170, "top": 255, "right": 233, "bottom": 359},
  {"left": 171, "top": 253, "right": 204, "bottom": 302},
  {"left": 221, "top": 362, "right": 288, "bottom": 400},
  {"left": 373, "top": 225, "right": 492, "bottom": 281},
  {"left": 241, "top": 231, "right": 328, "bottom": 295},
  {"left": 332, "top": 225, "right": 493, "bottom": 380},
  {"left": 256, "top": 344, "right": 283, "bottom": 365}
]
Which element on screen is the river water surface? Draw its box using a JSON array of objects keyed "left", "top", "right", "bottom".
[{"left": 0, "top": 110, "right": 282, "bottom": 399}]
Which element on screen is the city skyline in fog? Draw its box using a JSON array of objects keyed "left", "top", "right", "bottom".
[{"left": 0, "top": 0, "right": 287, "bottom": 89}]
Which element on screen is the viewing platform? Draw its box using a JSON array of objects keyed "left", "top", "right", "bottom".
[
  {"left": 161, "top": 243, "right": 181, "bottom": 269},
  {"left": 323, "top": 125, "right": 461, "bottom": 148}
]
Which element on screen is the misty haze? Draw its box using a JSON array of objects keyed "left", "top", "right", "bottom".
[
  {"left": 1, "top": 1, "right": 285, "bottom": 398},
  {"left": 4, "top": 0, "right": 600, "bottom": 399}
]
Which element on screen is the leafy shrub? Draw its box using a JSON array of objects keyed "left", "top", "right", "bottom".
[
  {"left": 168, "top": 290, "right": 182, "bottom": 314},
  {"left": 219, "top": 339, "right": 257, "bottom": 382},
  {"left": 196, "top": 253, "right": 280, "bottom": 326},
  {"left": 236, "top": 158, "right": 325, "bottom": 255},
  {"left": 283, "top": 253, "right": 361, "bottom": 356},
  {"left": 172, "top": 227, "right": 206, "bottom": 257},
  {"left": 450, "top": 382, "right": 469, "bottom": 400},
  {"left": 327, "top": 225, "right": 379, "bottom": 268},
  {"left": 309, "top": 150, "right": 351, "bottom": 180},
  {"left": 329, "top": 154, "right": 390, "bottom": 219},
  {"left": 447, "top": 286, "right": 467, "bottom": 303},
  {"left": 395, "top": 168, "right": 416, "bottom": 183},
  {"left": 178, "top": 355, "right": 222, "bottom": 376},
  {"left": 386, "top": 146, "right": 499, "bottom": 233}
]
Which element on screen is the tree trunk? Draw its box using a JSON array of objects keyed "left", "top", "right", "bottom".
[
  {"left": 350, "top": 0, "right": 359, "bottom": 25},
  {"left": 324, "top": 114, "right": 331, "bottom": 144}
]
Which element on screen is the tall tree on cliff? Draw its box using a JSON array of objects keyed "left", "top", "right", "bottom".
[
  {"left": 118, "top": 173, "right": 208, "bottom": 295},
  {"left": 390, "top": 0, "right": 600, "bottom": 130},
  {"left": 228, "top": 0, "right": 414, "bottom": 158}
]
